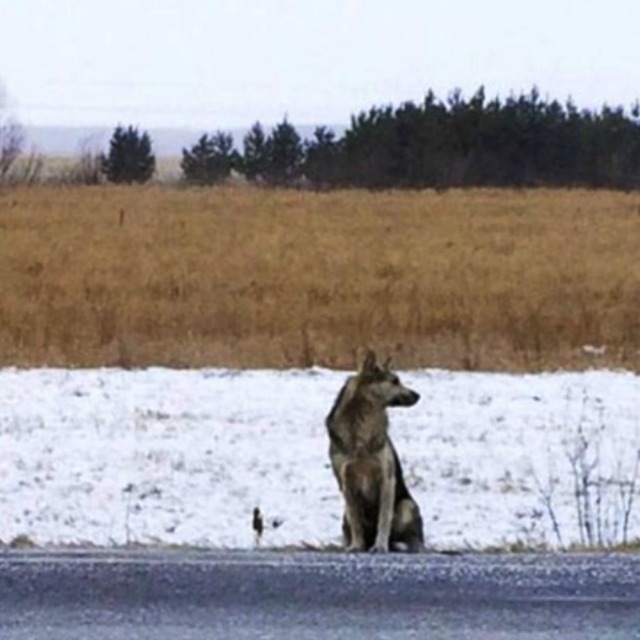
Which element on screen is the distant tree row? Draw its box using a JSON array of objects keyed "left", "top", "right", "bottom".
[
  {"left": 100, "top": 87, "right": 640, "bottom": 190},
  {"left": 342, "top": 87, "right": 640, "bottom": 189}
]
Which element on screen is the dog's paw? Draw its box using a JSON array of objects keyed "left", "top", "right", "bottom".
[
  {"left": 346, "top": 544, "right": 365, "bottom": 553},
  {"left": 369, "top": 543, "right": 389, "bottom": 554}
]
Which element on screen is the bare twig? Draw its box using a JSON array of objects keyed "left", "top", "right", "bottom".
[
  {"left": 529, "top": 460, "right": 564, "bottom": 549},
  {"left": 621, "top": 447, "right": 640, "bottom": 545}
]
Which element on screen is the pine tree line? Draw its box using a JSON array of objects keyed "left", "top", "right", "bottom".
[{"left": 102, "top": 87, "right": 640, "bottom": 190}]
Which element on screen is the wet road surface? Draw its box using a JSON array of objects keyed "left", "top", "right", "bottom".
[{"left": 1, "top": 549, "right": 639, "bottom": 639}]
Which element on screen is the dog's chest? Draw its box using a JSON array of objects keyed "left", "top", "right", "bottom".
[{"left": 349, "top": 419, "right": 388, "bottom": 454}]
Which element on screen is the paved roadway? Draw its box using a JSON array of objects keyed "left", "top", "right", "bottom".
[{"left": 1, "top": 549, "right": 639, "bottom": 639}]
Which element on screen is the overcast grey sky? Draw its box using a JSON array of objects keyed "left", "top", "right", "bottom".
[{"left": 1, "top": 0, "right": 639, "bottom": 128}]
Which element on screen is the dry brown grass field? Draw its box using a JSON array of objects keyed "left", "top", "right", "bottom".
[{"left": 1, "top": 185, "right": 639, "bottom": 371}]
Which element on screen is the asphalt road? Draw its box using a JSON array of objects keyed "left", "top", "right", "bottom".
[{"left": 1, "top": 549, "right": 639, "bottom": 639}]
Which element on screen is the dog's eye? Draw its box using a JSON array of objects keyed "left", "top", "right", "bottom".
[{"left": 390, "top": 375, "right": 400, "bottom": 385}]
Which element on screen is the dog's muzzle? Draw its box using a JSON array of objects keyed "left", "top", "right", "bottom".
[{"left": 390, "top": 390, "right": 420, "bottom": 407}]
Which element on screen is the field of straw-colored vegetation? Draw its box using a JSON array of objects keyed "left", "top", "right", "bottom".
[{"left": 1, "top": 185, "right": 639, "bottom": 371}]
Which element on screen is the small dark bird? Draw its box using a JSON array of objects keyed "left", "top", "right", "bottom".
[{"left": 252, "top": 507, "right": 264, "bottom": 545}]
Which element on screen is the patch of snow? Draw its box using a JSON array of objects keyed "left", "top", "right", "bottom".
[{"left": 1, "top": 367, "right": 639, "bottom": 550}]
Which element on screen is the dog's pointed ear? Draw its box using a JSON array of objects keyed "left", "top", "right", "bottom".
[
  {"left": 382, "top": 356, "right": 392, "bottom": 371},
  {"left": 360, "top": 349, "right": 377, "bottom": 375}
]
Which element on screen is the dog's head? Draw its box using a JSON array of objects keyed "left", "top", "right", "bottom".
[{"left": 357, "top": 350, "right": 420, "bottom": 408}]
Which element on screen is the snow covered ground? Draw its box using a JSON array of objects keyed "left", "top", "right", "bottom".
[{"left": 1, "top": 367, "right": 639, "bottom": 551}]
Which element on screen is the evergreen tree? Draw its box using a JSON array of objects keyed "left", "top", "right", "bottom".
[
  {"left": 304, "top": 126, "right": 344, "bottom": 187},
  {"left": 242, "top": 121, "right": 268, "bottom": 181},
  {"left": 101, "top": 125, "right": 155, "bottom": 184},
  {"left": 181, "top": 131, "right": 235, "bottom": 185},
  {"left": 264, "top": 118, "right": 304, "bottom": 185}
]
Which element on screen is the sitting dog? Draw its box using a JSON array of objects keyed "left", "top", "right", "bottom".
[{"left": 325, "top": 350, "right": 424, "bottom": 553}]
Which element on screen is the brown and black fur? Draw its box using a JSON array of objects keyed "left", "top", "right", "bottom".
[{"left": 325, "top": 350, "right": 425, "bottom": 553}]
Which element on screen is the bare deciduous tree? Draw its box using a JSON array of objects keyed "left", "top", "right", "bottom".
[
  {"left": 0, "top": 82, "right": 43, "bottom": 186},
  {"left": 531, "top": 392, "right": 640, "bottom": 550},
  {"left": 0, "top": 84, "right": 24, "bottom": 184},
  {"left": 62, "top": 136, "right": 104, "bottom": 185}
]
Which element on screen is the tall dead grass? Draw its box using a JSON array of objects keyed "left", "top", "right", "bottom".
[{"left": 1, "top": 185, "right": 639, "bottom": 370}]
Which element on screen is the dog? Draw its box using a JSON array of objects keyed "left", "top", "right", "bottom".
[{"left": 325, "top": 350, "right": 424, "bottom": 553}]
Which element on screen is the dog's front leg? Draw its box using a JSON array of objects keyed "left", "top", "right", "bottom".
[
  {"left": 341, "top": 463, "right": 367, "bottom": 552},
  {"left": 371, "top": 462, "right": 396, "bottom": 553},
  {"left": 344, "top": 501, "right": 367, "bottom": 552}
]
